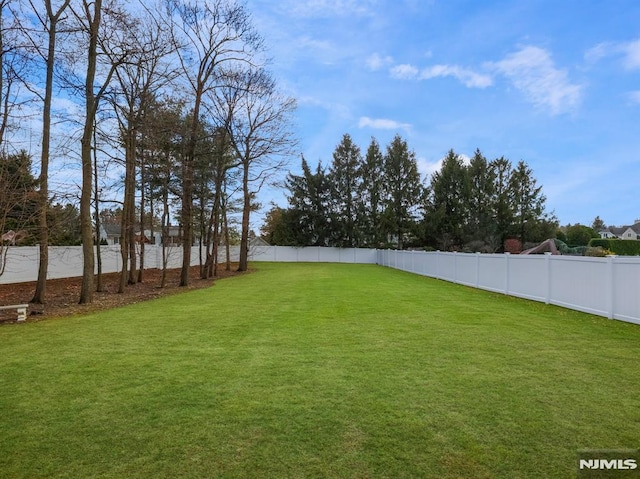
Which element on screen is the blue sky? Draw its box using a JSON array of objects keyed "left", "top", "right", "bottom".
[{"left": 246, "top": 0, "right": 640, "bottom": 228}]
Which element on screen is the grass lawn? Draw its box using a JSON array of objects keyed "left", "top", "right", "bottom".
[{"left": 1, "top": 262, "right": 639, "bottom": 478}]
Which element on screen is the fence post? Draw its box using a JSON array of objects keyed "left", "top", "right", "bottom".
[
  {"left": 436, "top": 251, "right": 441, "bottom": 279},
  {"left": 504, "top": 253, "right": 511, "bottom": 295},
  {"left": 453, "top": 251, "right": 457, "bottom": 283},
  {"left": 475, "top": 252, "right": 480, "bottom": 288},
  {"left": 606, "top": 255, "right": 616, "bottom": 320},
  {"left": 544, "top": 252, "right": 552, "bottom": 304}
]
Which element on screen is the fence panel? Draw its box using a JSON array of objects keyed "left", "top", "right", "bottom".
[
  {"left": 508, "top": 254, "right": 548, "bottom": 302},
  {"left": 547, "top": 256, "right": 609, "bottom": 317},
  {"left": 437, "top": 253, "right": 457, "bottom": 282},
  {"left": 476, "top": 254, "right": 506, "bottom": 293},
  {"left": 611, "top": 256, "right": 640, "bottom": 325},
  {"left": 454, "top": 253, "right": 477, "bottom": 287}
]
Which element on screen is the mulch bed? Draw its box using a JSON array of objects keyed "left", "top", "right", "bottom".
[{"left": 0, "top": 264, "right": 246, "bottom": 323}]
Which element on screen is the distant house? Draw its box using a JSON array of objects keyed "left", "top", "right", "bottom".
[
  {"left": 99, "top": 223, "right": 209, "bottom": 247},
  {"left": 599, "top": 221, "right": 640, "bottom": 240},
  {"left": 598, "top": 230, "right": 617, "bottom": 239},
  {"left": 99, "top": 224, "right": 159, "bottom": 246},
  {"left": 155, "top": 225, "right": 200, "bottom": 247},
  {"left": 100, "top": 224, "right": 121, "bottom": 245},
  {"left": 250, "top": 236, "right": 271, "bottom": 248}
]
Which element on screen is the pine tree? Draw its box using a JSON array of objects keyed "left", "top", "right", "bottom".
[
  {"left": 285, "top": 157, "right": 332, "bottom": 246},
  {"left": 360, "top": 137, "right": 385, "bottom": 247},
  {"left": 490, "top": 157, "right": 514, "bottom": 252},
  {"left": 382, "top": 135, "right": 424, "bottom": 249},
  {"left": 428, "top": 149, "right": 468, "bottom": 250},
  {"left": 509, "top": 160, "right": 546, "bottom": 246},
  {"left": 328, "top": 134, "right": 362, "bottom": 247},
  {"left": 466, "top": 149, "right": 496, "bottom": 249}
]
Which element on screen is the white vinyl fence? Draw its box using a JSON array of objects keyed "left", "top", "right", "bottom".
[
  {"left": 250, "top": 245, "right": 378, "bottom": 264},
  {"left": 377, "top": 250, "right": 640, "bottom": 326},
  {"left": 0, "top": 245, "right": 238, "bottom": 285},
  {"left": 1, "top": 245, "right": 639, "bottom": 325},
  {"left": 0, "top": 245, "right": 376, "bottom": 285}
]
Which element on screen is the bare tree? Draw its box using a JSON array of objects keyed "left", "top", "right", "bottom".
[
  {"left": 139, "top": 95, "right": 185, "bottom": 287},
  {"left": 166, "top": 0, "right": 262, "bottom": 286},
  {"left": 22, "top": 0, "right": 72, "bottom": 304},
  {"left": 108, "top": 8, "right": 175, "bottom": 292},
  {"left": 0, "top": 0, "right": 25, "bottom": 151},
  {"left": 212, "top": 68, "right": 296, "bottom": 271},
  {"left": 72, "top": 0, "right": 132, "bottom": 304}
]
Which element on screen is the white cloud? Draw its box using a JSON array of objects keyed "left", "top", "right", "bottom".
[
  {"left": 391, "top": 62, "right": 492, "bottom": 88},
  {"left": 297, "top": 36, "right": 333, "bottom": 53},
  {"left": 490, "top": 46, "right": 582, "bottom": 115},
  {"left": 628, "top": 91, "right": 640, "bottom": 104},
  {"left": 419, "top": 65, "right": 493, "bottom": 88},
  {"left": 390, "top": 63, "right": 419, "bottom": 79},
  {"left": 586, "top": 38, "right": 640, "bottom": 70},
  {"left": 417, "top": 157, "right": 443, "bottom": 179},
  {"left": 299, "top": 95, "right": 351, "bottom": 118},
  {"left": 622, "top": 39, "right": 640, "bottom": 69},
  {"left": 417, "top": 154, "right": 471, "bottom": 179},
  {"left": 366, "top": 53, "right": 394, "bottom": 71},
  {"left": 358, "top": 116, "right": 412, "bottom": 132},
  {"left": 585, "top": 42, "right": 612, "bottom": 64}
]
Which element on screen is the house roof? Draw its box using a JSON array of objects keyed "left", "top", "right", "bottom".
[
  {"left": 102, "top": 224, "right": 121, "bottom": 236},
  {"left": 602, "top": 222, "right": 640, "bottom": 236}
]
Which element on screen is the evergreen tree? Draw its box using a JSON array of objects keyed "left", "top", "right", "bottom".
[
  {"left": 0, "top": 151, "right": 38, "bottom": 241},
  {"left": 428, "top": 149, "right": 468, "bottom": 250},
  {"left": 382, "top": 135, "right": 424, "bottom": 249},
  {"left": 490, "top": 157, "right": 514, "bottom": 252},
  {"left": 261, "top": 206, "right": 294, "bottom": 245},
  {"left": 360, "top": 137, "right": 385, "bottom": 247},
  {"left": 509, "top": 160, "right": 546, "bottom": 246},
  {"left": 591, "top": 216, "right": 606, "bottom": 232},
  {"left": 328, "top": 134, "right": 362, "bottom": 247},
  {"left": 48, "top": 203, "right": 82, "bottom": 246},
  {"left": 285, "top": 157, "right": 331, "bottom": 246},
  {"left": 466, "top": 149, "right": 496, "bottom": 249}
]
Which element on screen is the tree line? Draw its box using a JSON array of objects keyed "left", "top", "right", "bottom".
[
  {"left": 0, "top": 0, "right": 296, "bottom": 304},
  {"left": 262, "top": 134, "right": 557, "bottom": 252}
]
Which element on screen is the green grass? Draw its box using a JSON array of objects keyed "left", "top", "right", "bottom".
[{"left": 1, "top": 263, "right": 639, "bottom": 478}]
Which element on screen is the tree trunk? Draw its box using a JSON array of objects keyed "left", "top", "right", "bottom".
[
  {"left": 180, "top": 92, "right": 203, "bottom": 286},
  {"left": 138, "top": 149, "right": 146, "bottom": 283},
  {"left": 119, "top": 129, "right": 136, "bottom": 292},
  {"left": 93, "top": 122, "right": 103, "bottom": 292},
  {"left": 238, "top": 158, "right": 250, "bottom": 272},
  {"left": 223, "top": 205, "right": 231, "bottom": 272},
  {"left": 160, "top": 174, "right": 170, "bottom": 288},
  {"left": 127, "top": 135, "right": 136, "bottom": 285},
  {"left": 33, "top": 1, "right": 70, "bottom": 304},
  {"left": 78, "top": 0, "right": 102, "bottom": 305}
]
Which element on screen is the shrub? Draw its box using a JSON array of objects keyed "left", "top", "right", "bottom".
[
  {"left": 566, "top": 224, "right": 598, "bottom": 246},
  {"left": 585, "top": 246, "right": 607, "bottom": 257},
  {"left": 586, "top": 247, "right": 615, "bottom": 257},
  {"left": 588, "top": 239, "right": 640, "bottom": 256}
]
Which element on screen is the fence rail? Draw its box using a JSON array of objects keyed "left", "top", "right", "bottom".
[{"left": 1, "top": 245, "right": 638, "bottom": 325}]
